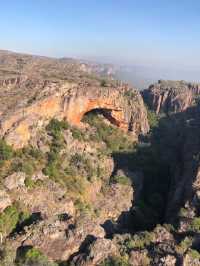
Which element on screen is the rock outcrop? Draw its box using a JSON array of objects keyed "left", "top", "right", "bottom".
[
  {"left": 0, "top": 189, "right": 11, "bottom": 212},
  {"left": 142, "top": 80, "right": 200, "bottom": 114},
  {"left": 0, "top": 80, "right": 149, "bottom": 149},
  {"left": 164, "top": 106, "right": 200, "bottom": 223},
  {"left": 4, "top": 172, "right": 26, "bottom": 190},
  {"left": 71, "top": 238, "right": 118, "bottom": 266}
]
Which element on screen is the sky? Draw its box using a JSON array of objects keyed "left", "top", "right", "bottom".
[{"left": 1, "top": 0, "right": 200, "bottom": 73}]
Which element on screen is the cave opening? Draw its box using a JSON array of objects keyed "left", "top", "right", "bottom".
[{"left": 81, "top": 108, "right": 120, "bottom": 128}]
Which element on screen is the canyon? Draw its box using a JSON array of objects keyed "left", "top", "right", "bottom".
[{"left": 0, "top": 50, "right": 200, "bottom": 266}]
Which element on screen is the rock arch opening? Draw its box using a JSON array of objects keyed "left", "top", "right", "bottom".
[{"left": 81, "top": 108, "right": 122, "bottom": 128}]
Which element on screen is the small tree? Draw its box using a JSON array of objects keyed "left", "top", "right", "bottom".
[{"left": 0, "top": 139, "right": 13, "bottom": 161}]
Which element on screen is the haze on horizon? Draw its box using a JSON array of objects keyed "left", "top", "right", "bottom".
[{"left": 1, "top": 0, "right": 200, "bottom": 87}]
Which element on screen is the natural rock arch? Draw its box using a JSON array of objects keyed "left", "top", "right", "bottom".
[
  {"left": 81, "top": 108, "right": 122, "bottom": 128},
  {"left": 64, "top": 97, "right": 128, "bottom": 130},
  {"left": 0, "top": 82, "right": 149, "bottom": 149}
]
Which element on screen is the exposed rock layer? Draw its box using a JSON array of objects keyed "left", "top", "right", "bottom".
[
  {"left": 0, "top": 80, "right": 149, "bottom": 148},
  {"left": 142, "top": 80, "right": 200, "bottom": 114}
]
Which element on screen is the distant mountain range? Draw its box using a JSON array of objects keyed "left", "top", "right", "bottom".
[{"left": 1, "top": 49, "right": 200, "bottom": 90}]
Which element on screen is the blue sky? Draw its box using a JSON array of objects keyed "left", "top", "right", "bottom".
[{"left": 1, "top": 0, "right": 200, "bottom": 69}]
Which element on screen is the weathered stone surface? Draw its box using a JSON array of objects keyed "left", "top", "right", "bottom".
[
  {"left": 31, "top": 171, "right": 48, "bottom": 181},
  {"left": 4, "top": 172, "right": 26, "bottom": 190},
  {"left": 164, "top": 107, "right": 200, "bottom": 222},
  {"left": 6, "top": 180, "right": 133, "bottom": 261},
  {"left": 71, "top": 238, "right": 118, "bottom": 266},
  {"left": 93, "top": 183, "right": 133, "bottom": 222},
  {"left": 10, "top": 216, "right": 105, "bottom": 261},
  {"left": 142, "top": 80, "right": 200, "bottom": 114},
  {"left": 159, "top": 255, "right": 177, "bottom": 266},
  {"left": 0, "top": 189, "right": 11, "bottom": 212},
  {"left": 153, "top": 225, "right": 174, "bottom": 243},
  {"left": 9, "top": 179, "right": 75, "bottom": 218},
  {"left": 0, "top": 80, "right": 149, "bottom": 149},
  {"left": 129, "top": 250, "right": 150, "bottom": 266}
]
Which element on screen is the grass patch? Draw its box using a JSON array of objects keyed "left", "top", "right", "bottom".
[
  {"left": 0, "top": 206, "right": 19, "bottom": 236},
  {"left": 0, "top": 139, "right": 13, "bottom": 162},
  {"left": 110, "top": 175, "right": 131, "bottom": 185}
]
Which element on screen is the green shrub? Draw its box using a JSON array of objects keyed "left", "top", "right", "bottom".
[
  {"left": 71, "top": 127, "right": 86, "bottom": 141},
  {"left": 83, "top": 113, "right": 133, "bottom": 152},
  {"left": 100, "top": 256, "right": 129, "bottom": 266},
  {"left": 124, "top": 90, "right": 137, "bottom": 99},
  {"left": 11, "top": 159, "right": 36, "bottom": 176},
  {"left": 0, "top": 204, "right": 32, "bottom": 237},
  {"left": 176, "top": 237, "right": 193, "bottom": 254},
  {"left": 189, "top": 217, "right": 200, "bottom": 232},
  {"left": 47, "top": 119, "right": 69, "bottom": 132},
  {"left": 16, "top": 247, "right": 58, "bottom": 266},
  {"left": 187, "top": 249, "right": 200, "bottom": 260},
  {"left": 0, "top": 206, "right": 19, "bottom": 236},
  {"left": 46, "top": 118, "right": 69, "bottom": 139},
  {"left": 0, "top": 244, "right": 16, "bottom": 266},
  {"left": 0, "top": 139, "right": 13, "bottom": 161},
  {"left": 124, "top": 231, "right": 154, "bottom": 250},
  {"left": 74, "top": 199, "right": 92, "bottom": 215},
  {"left": 70, "top": 153, "right": 96, "bottom": 181},
  {"left": 43, "top": 161, "right": 60, "bottom": 180},
  {"left": 178, "top": 207, "right": 188, "bottom": 218},
  {"left": 24, "top": 177, "right": 35, "bottom": 188},
  {"left": 10, "top": 145, "right": 45, "bottom": 178},
  {"left": 146, "top": 107, "right": 159, "bottom": 129},
  {"left": 28, "top": 147, "right": 44, "bottom": 160},
  {"left": 110, "top": 175, "right": 130, "bottom": 185}
]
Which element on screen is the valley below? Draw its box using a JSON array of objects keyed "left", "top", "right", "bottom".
[{"left": 0, "top": 51, "right": 200, "bottom": 266}]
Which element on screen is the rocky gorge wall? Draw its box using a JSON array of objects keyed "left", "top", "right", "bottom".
[
  {"left": 0, "top": 80, "right": 149, "bottom": 149},
  {"left": 142, "top": 80, "right": 200, "bottom": 114}
]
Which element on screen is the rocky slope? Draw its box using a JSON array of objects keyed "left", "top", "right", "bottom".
[
  {"left": 0, "top": 112, "right": 135, "bottom": 265},
  {"left": 142, "top": 79, "right": 200, "bottom": 114},
  {"left": 1, "top": 51, "right": 200, "bottom": 265},
  {"left": 0, "top": 50, "right": 151, "bottom": 266},
  {"left": 0, "top": 50, "right": 116, "bottom": 81},
  {"left": 0, "top": 50, "right": 149, "bottom": 149}
]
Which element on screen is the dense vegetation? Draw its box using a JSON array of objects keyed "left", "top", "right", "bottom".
[{"left": 82, "top": 111, "right": 134, "bottom": 153}]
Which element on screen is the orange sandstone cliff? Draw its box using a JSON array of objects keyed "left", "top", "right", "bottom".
[{"left": 0, "top": 79, "right": 149, "bottom": 148}]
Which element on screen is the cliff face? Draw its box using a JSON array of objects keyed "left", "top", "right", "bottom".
[
  {"left": 142, "top": 80, "right": 200, "bottom": 114},
  {"left": 0, "top": 80, "right": 149, "bottom": 149},
  {"left": 164, "top": 107, "right": 200, "bottom": 223}
]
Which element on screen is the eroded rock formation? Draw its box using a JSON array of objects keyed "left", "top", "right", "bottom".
[
  {"left": 164, "top": 106, "right": 200, "bottom": 224},
  {"left": 0, "top": 79, "right": 149, "bottom": 148},
  {"left": 142, "top": 80, "right": 200, "bottom": 114}
]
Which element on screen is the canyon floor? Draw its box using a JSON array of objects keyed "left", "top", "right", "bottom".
[{"left": 0, "top": 51, "right": 200, "bottom": 266}]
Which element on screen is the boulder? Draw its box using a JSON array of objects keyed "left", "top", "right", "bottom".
[
  {"left": 4, "top": 172, "right": 26, "bottom": 190},
  {"left": 0, "top": 189, "right": 11, "bottom": 212},
  {"left": 71, "top": 238, "right": 118, "bottom": 266},
  {"left": 31, "top": 171, "right": 48, "bottom": 181},
  {"left": 159, "top": 255, "right": 177, "bottom": 266}
]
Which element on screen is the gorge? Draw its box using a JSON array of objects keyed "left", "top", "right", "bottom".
[{"left": 0, "top": 51, "right": 200, "bottom": 266}]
